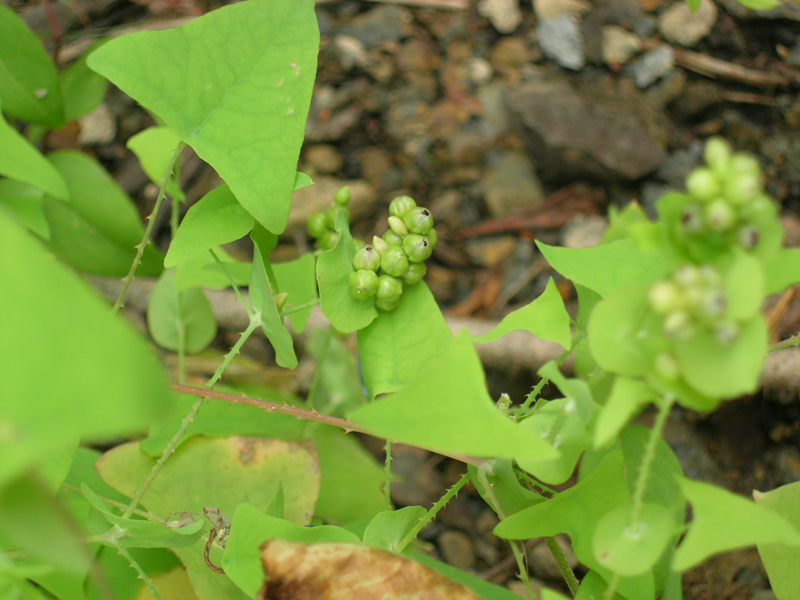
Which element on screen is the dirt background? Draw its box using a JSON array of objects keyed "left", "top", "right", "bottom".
[{"left": 12, "top": 0, "right": 800, "bottom": 597}]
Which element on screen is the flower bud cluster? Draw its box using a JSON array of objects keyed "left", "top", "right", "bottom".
[
  {"left": 681, "top": 137, "right": 768, "bottom": 249},
  {"left": 306, "top": 186, "right": 351, "bottom": 251},
  {"left": 648, "top": 264, "right": 738, "bottom": 345},
  {"left": 349, "top": 196, "right": 437, "bottom": 311}
]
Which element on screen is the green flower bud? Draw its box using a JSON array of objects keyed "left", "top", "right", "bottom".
[
  {"left": 704, "top": 137, "right": 732, "bottom": 173},
  {"left": 307, "top": 213, "right": 328, "bottom": 239},
  {"left": 729, "top": 153, "right": 761, "bottom": 178},
  {"left": 698, "top": 265, "right": 722, "bottom": 288},
  {"left": 402, "top": 261, "right": 427, "bottom": 284},
  {"left": 427, "top": 227, "right": 438, "bottom": 250},
  {"left": 349, "top": 269, "right": 379, "bottom": 300},
  {"left": 654, "top": 353, "right": 680, "bottom": 381},
  {"left": 317, "top": 231, "right": 340, "bottom": 251},
  {"left": 383, "top": 229, "right": 404, "bottom": 247},
  {"left": 402, "top": 234, "right": 432, "bottom": 263},
  {"left": 380, "top": 246, "right": 410, "bottom": 277},
  {"left": 389, "top": 195, "right": 417, "bottom": 218},
  {"left": 736, "top": 225, "right": 760, "bottom": 249},
  {"left": 274, "top": 292, "right": 289, "bottom": 311},
  {"left": 714, "top": 319, "right": 739, "bottom": 345},
  {"left": 648, "top": 281, "right": 680, "bottom": 315},
  {"left": 372, "top": 235, "right": 389, "bottom": 256},
  {"left": 674, "top": 265, "right": 701, "bottom": 288},
  {"left": 375, "top": 296, "right": 401, "bottom": 312},
  {"left": 388, "top": 215, "right": 409, "bottom": 238},
  {"left": 681, "top": 204, "right": 705, "bottom": 233},
  {"left": 325, "top": 206, "right": 349, "bottom": 229},
  {"left": 697, "top": 290, "right": 726, "bottom": 320},
  {"left": 353, "top": 237, "right": 366, "bottom": 250},
  {"left": 686, "top": 167, "right": 720, "bottom": 202},
  {"left": 724, "top": 172, "right": 761, "bottom": 206},
  {"left": 496, "top": 393, "right": 512, "bottom": 411},
  {"left": 376, "top": 274, "right": 403, "bottom": 302},
  {"left": 353, "top": 245, "right": 381, "bottom": 271},
  {"left": 738, "top": 194, "right": 773, "bottom": 222},
  {"left": 663, "top": 310, "right": 692, "bottom": 339},
  {"left": 334, "top": 185, "right": 351, "bottom": 207},
  {"left": 404, "top": 207, "right": 434, "bottom": 235},
  {"left": 704, "top": 198, "right": 736, "bottom": 231}
]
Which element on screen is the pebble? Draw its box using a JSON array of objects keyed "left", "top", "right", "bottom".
[
  {"left": 489, "top": 37, "right": 531, "bottom": 78},
  {"left": 466, "top": 57, "right": 494, "bottom": 85},
  {"left": 658, "top": 0, "right": 718, "bottom": 47},
  {"left": 466, "top": 236, "right": 518, "bottom": 267},
  {"left": 533, "top": 0, "right": 591, "bottom": 19},
  {"left": 629, "top": 45, "right": 675, "bottom": 89},
  {"left": 478, "top": 0, "right": 522, "bottom": 33},
  {"left": 536, "top": 15, "right": 586, "bottom": 71},
  {"left": 78, "top": 103, "right": 116, "bottom": 145},
  {"left": 507, "top": 579, "right": 546, "bottom": 598},
  {"left": 528, "top": 535, "right": 578, "bottom": 580},
  {"left": 338, "top": 5, "right": 412, "bottom": 49},
  {"left": 561, "top": 214, "right": 608, "bottom": 248},
  {"left": 303, "top": 144, "right": 343, "bottom": 175},
  {"left": 286, "top": 175, "right": 376, "bottom": 235},
  {"left": 333, "top": 34, "right": 368, "bottom": 69},
  {"left": 438, "top": 530, "right": 477, "bottom": 570},
  {"left": 481, "top": 152, "right": 545, "bottom": 217},
  {"left": 601, "top": 25, "right": 641, "bottom": 65}
]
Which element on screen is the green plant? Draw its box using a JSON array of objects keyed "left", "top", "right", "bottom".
[{"left": 3, "top": 2, "right": 800, "bottom": 600}]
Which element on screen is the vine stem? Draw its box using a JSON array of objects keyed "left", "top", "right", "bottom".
[
  {"left": 281, "top": 298, "right": 320, "bottom": 317},
  {"left": 113, "top": 143, "right": 186, "bottom": 314},
  {"left": 113, "top": 540, "right": 164, "bottom": 600},
  {"left": 630, "top": 394, "right": 674, "bottom": 525},
  {"left": 122, "top": 319, "right": 260, "bottom": 519},
  {"left": 769, "top": 333, "right": 800, "bottom": 353},
  {"left": 395, "top": 471, "right": 470, "bottom": 554},
  {"left": 545, "top": 536, "right": 579, "bottom": 597},
  {"left": 383, "top": 440, "right": 393, "bottom": 511}
]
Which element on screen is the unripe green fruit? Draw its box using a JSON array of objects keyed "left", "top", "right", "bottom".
[
  {"left": 738, "top": 194, "right": 772, "bottom": 222},
  {"left": 729, "top": 154, "right": 761, "bottom": 178},
  {"left": 307, "top": 213, "right": 328, "bottom": 239},
  {"left": 383, "top": 229, "right": 404, "bottom": 247},
  {"left": 663, "top": 310, "right": 692, "bottom": 339},
  {"left": 674, "top": 265, "right": 701, "bottom": 288},
  {"left": 654, "top": 353, "right": 680, "bottom": 381},
  {"left": 736, "top": 225, "right": 760, "bottom": 249},
  {"left": 317, "top": 231, "right": 340, "bottom": 250},
  {"left": 648, "top": 281, "right": 680, "bottom": 315},
  {"left": 681, "top": 204, "right": 705, "bottom": 233},
  {"left": 325, "top": 206, "right": 349, "bottom": 229},
  {"left": 724, "top": 172, "right": 761, "bottom": 206},
  {"left": 402, "top": 234, "right": 433, "bottom": 263},
  {"left": 404, "top": 207, "right": 434, "bottom": 235},
  {"left": 704, "top": 137, "right": 732, "bottom": 171},
  {"left": 697, "top": 290, "right": 726, "bottom": 320},
  {"left": 334, "top": 185, "right": 351, "bottom": 207},
  {"left": 402, "top": 261, "right": 427, "bottom": 284},
  {"left": 376, "top": 274, "right": 403, "bottom": 302},
  {"left": 349, "top": 269, "right": 379, "bottom": 300},
  {"left": 353, "top": 245, "right": 381, "bottom": 271},
  {"left": 375, "top": 296, "right": 401, "bottom": 312},
  {"left": 389, "top": 195, "right": 416, "bottom": 218},
  {"left": 686, "top": 167, "right": 720, "bottom": 202},
  {"left": 427, "top": 227, "right": 438, "bottom": 250},
  {"left": 704, "top": 198, "right": 736, "bottom": 231},
  {"left": 353, "top": 237, "right": 366, "bottom": 250},
  {"left": 372, "top": 235, "right": 389, "bottom": 256},
  {"left": 381, "top": 247, "right": 410, "bottom": 277},
  {"left": 698, "top": 265, "right": 721, "bottom": 288},
  {"left": 388, "top": 215, "right": 409, "bottom": 238}
]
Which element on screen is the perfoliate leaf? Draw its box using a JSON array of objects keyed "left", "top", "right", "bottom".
[
  {"left": 755, "top": 481, "right": 800, "bottom": 600},
  {"left": 363, "top": 506, "right": 426, "bottom": 552},
  {"left": 126, "top": 126, "right": 185, "bottom": 202}
]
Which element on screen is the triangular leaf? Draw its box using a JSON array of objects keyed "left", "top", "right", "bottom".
[{"left": 755, "top": 481, "right": 800, "bottom": 600}]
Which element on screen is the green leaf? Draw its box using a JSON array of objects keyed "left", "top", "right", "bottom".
[
  {"left": 0, "top": 212, "right": 172, "bottom": 487},
  {"left": 685, "top": 0, "right": 701, "bottom": 10},
  {"left": 593, "top": 377, "right": 658, "bottom": 449},
  {"left": 126, "top": 126, "right": 185, "bottom": 202},
  {"left": 0, "top": 5, "right": 64, "bottom": 127},
  {"left": 539, "top": 361, "right": 594, "bottom": 422},
  {"left": 166, "top": 184, "right": 253, "bottom": 267},
  {"left": 673, "top": 316, "right": 767, "bottom": 399},
  {"left": 251, "top": 238, "right": 298, "bottom": 368},
  {"left": 734, "top": 0, "right": 781, "bottom": 8},
  {"left": 0, "top": 106, "right": 68, "bottom": 199},
  {"left": 349, "top": 330, "right": 559, "bottom": 463},
  {"left": 81, "top": 484, "right": 205, "bottom": 549},
  {"left": 722, "top": 251, "right": 764, "bottom": 321},
  {"left": 317, "top": 210, "right": 377, "bottom": 333},
  {"left": 357, "top": 280, "right": 452, "bottom": 398},
  {"left": 173, "top": 246, "right": 250, "bottom": 291},
  {"left": 537, "top": 239, "right": 667, "bottom": 298},
  {"left": 310, "top": 425, "right": 385, "bottom": 524},
  {"left": 222, "top": 502, "right": 360, "bottom": 598},
  {"left": 147, "top": 268, "right": 217, "bottom": 354},
  {"left": 764, "top": 248, "right": 800, "bottom": 295},
  {"left": 469, "top": 459, "right": 545, "bottom": 519},
  {"left": 43, "top": 150, "right": 163, "bottom": 276},
  {"left": 363, "top": 506, "right": 426, "bottom": 552},
  {"left": 473, "top": 278, "right": 572, "bottom": 349},
  {"left": 87, "top": 0, "right": 319, "bottom": 234},
  {"left": 411, "top": 551, "right": 526, "bottom": 600},
  {"left": 0, "top": 179, "right": 49, "bottom": 238},
  {"left": 755, "top": 481, "right": 800, "bottom": 600},
  {"left": 273, "top": 253, "right": 317, "bottom": 333},
  {"left": 59, "top": 41, "right": 108, "bottom": 122},
  {"left": 673, "top": 477, "right": 800, "bottom": 571},
  {"left": 294, "top": 171, "right": 314, "bottom": 190},
  {"left": 141, "top": 391, "right": 308, "bottom": 457}
]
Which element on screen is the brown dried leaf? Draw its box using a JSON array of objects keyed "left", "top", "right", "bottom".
[{"left": 258, "top": 540, "right": 484, "bottom": 600}]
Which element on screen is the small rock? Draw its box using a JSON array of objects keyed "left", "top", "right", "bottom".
[
  {"left": 482, "top": 152, "right": 545, "bottom": 217},
  {"left": 662, "top": 410, "right": 727, "bottom": 486},
  {"left": 438, "top": 530, "right": 477, "bottom": 570},
  {"left": 537, "top": 15, "right": 586, "bottom": 71},
  {"left": 751, "top": 591, "right": 777, "bottom": 600},
  {"left": 303, "top": 144, "right": 343, "bottom": 175},
  {"left": 601, "top": 25, "right": 641, "bottom": 65},
  {"left": 333, "top": 34, "right": 368, "bottom": 69},
  {"left": 529, "top": 535, "right": 578, "bottom": 581},
  {"left": 629, "top": 44, "right": 675, "bottom": 89},
  {"left": 338, "top": 5, "right": 412, "bottom": 49},
  {"left": 466, "top": 57, "right": 494, "bottom": 85},
  {"left": 658, "top": 0, "right": 717, "bottom": 47},
  {"left": 389, "top": 445, "right": 446, "bottom": 507},
  {"left": 286, "top": 176, "right": 375, "bottom": 235},
  {"left": 78, "top": 103, "right": 116, "bottom": 145},
  {"left": 466, "top": 236, "right": 518, "bottom": 267},
  {"left": 489, "top": 37, "right": 531, "bottom": 77},
  {"left": 561, "top": 214, "right": 608, "bottom": 248},
  {"left": 478, "top": 0, "right": 522, "bottom": 33},
  {"left": 533, "top": 0, "right": 592, "bottom": 19},
  {"left": 507, "top": 579, "right": 546, "bottom": 598}
]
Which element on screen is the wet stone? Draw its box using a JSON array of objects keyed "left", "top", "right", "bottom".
[
  {"left": 658, "top": 0, "right": 717, "bottom": 47},
  {"left": 536, "top": 15, "right": 586, "bottom": 71}
]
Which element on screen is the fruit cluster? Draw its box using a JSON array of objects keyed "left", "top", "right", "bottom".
[
  {"left": 681, "top": 138, "right": 767, "bottom": 249},
  {"left": 349, "top": 196, "right": 437, "bottom": 312},
  {"left": 307, "top": 186, "right": 352, "bottom": 251},
  {"left": 648, "top": 264, "right": 737, "bottom": 344}
]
